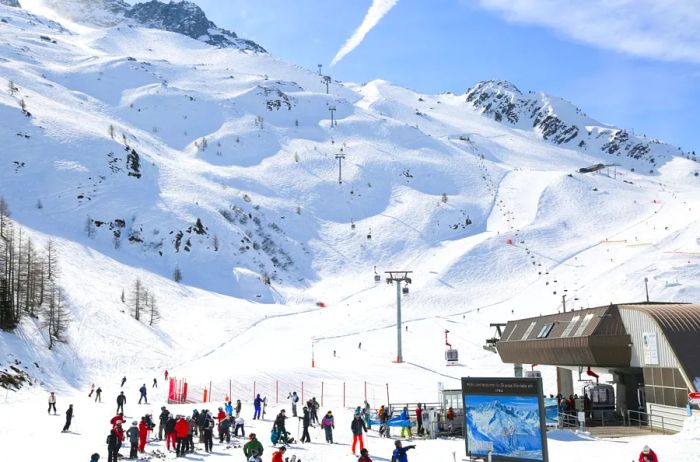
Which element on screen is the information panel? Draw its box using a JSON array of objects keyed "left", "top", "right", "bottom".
[{"left": 462, "top": 377, "right": 549, "bottom": 462}]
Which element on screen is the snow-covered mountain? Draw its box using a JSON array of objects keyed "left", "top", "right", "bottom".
[
  {"left": 465, "top": 80, "right": 696, "bottom": 169},
  {"left": 1, "top": 0, "right": 700, "bottom": 419},
  {"left": 467, "top": 400, "right": 542, "bottom": 456},
  {"left": 18, "top": 0, "right": 265, "bottom": 51}
]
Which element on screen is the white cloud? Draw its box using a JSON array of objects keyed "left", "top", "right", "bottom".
[
  {"left": 477, "top": 0, "right": 700, "bottom": 64},
  {"left": 330, "top": 0, "right": 399, "bottom": 67}
]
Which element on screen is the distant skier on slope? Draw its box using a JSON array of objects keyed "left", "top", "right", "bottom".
[
  {"left": 138, "top": 384, "right": 148, "bottom": 404},
  {"left": 116, "top": 391, "right": 126, "bottom": 414},
  {"left": 48, "top": 392, "right": 57, "bottom": 415},
  {"left": 253, "top": 394, "right": 263, "bottom": 420},
  {"left": 94, "top": 386, "right": 102, "bottom": 403},
  {"left": 120, "top": 376, "right": 126, "bottom": 388},
  {"left": 61, "top": 404, "right": 73, "bottom": 432}
]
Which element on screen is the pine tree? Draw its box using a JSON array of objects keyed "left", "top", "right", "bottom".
[
  {"left": 130, "top": 279, "right": 144, "bottom": 321},
  {"left": 44, "top": 286, "right": 70, "bottom": 349},
  {"left": 148, "top": 292, "right": 160, "bottom": 326},
  {"left": 108, "top": 124, "right": 115, "bottom": 139},
  {"left": 7, "top": 79, "right": 18, "bottom": 96},
  {"left": 173, "top": 266, "right": 182, "bottom": 283}
]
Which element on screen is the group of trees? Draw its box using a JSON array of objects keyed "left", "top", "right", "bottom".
[
  {"left": 126, "top": 279, "right": 160, "bottom": 326},
  {"left": 0, "top": 198, "right": 69, "bottom": 349}
]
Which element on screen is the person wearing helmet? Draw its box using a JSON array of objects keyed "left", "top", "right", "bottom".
[
  {"left": 243, "top": 433, "right": 263, "bottom": 459},
  {"left": 639, "top": 445, "right": 658, "bottom": 462}
]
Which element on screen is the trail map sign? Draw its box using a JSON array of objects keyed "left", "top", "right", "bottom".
[{"left": 462, "top": 377, "right": 549, "bottom": 462}]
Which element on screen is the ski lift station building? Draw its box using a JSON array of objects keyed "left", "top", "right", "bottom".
[{"left": 495, "top": 302, "right": 700, "bottom": 431}]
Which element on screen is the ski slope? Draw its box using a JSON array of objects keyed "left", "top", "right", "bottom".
[{"left": 1, "top": 2, "right": 700, "bottom": 461}]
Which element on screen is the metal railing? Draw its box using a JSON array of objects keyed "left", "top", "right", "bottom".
[{"left": 627, "top": 409, "right": 685, "bottom": 435}]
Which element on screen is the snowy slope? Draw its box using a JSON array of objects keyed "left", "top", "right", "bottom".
[{"left": 1, "top": 3, "right": 700, "bottom": 461}]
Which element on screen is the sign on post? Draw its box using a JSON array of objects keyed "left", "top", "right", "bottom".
[
  {"left": 689, "top": 392, "right": 700, "bottom": 405},
  {"left": 462, "top": 377, "right": 549, "bottom": 462}
]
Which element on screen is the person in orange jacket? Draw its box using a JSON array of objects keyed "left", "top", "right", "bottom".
[
  {"left": 271, "top": 446, "right": 286, "bottom": 462},
  {"left": 138, "top": 417, "right": 149, "bottom": 452},
  {"left": 175, "top": 415, "right": 190, "bottom": 457}
]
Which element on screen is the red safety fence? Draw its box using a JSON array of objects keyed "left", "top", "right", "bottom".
[
  {"left": 168, "top": 377, "right": 189, "bottom": 404},
  {"left": 176, "top": 378, "right": 391, "bottom": 410}
]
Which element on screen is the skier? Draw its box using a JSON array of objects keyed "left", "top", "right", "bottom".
[
  {"left": 253, "top": 394, "right": 262, "bottom": 420},
  {"left": 363, "top": 400, "right": 371, "bottom": 429},
  {"left": 391, "top": 440, "right": 415, "bottom": 462},
  {"left": 639, "top": 445, "right": 658, "bottom": 462},
  {"left": 158, "top": 406, "right": 170, "bottom": 440},
  {"left": 225, "top": 401, "right": 233, "bottom": 417},
  {"left": 175, "top": 415, "right": 189, "bottom": 456},
  {"left": 165, "top": 413, "right": 177, "bottom": 451},
  {"left": 126, "top": 421, "right": 139, "bottom": 459},
  {"left": 216, "top": 406, "right": 227, "bottom": 423},
  {"left": 90, "top": 453, "right": 100, "bottom": 462},
  {"left": 62, "top": 404, "right": 73, "bottom": 432},
  {"left": 288, "top": 391, "right": 299, "bottom": 417},
  {"left": 120, "top": 376, "right": 127, "bottom": 388},
  {"left": 272, "top": 409, "right": 289, "bottom": 444},
  {"left": 358, "top": 342, "right": 362, "bottom": 349},
  {"left": 88, "top": 384, "right": 95, "bottom": 398},
  {"left": 300, "top": 406, "right": 311, "bottom": 443},
  {"left": 358, "top": 448, "right": 373, "bottom": 462},
  {"left": 186, "top": 414, "right": 196, "bottom": 453},
  {"left": 271, "top": 446, "right": 286, "bottom": 462},
  {"left": 164, "top": 370, "right": 169, "bottom": 381},
  {"left": 202, "top": 412, "right": 215, "bottom": 453},
  {"left": 243, "top": 433, "right": 264, "bottom": 460},
  {"left": 111, "top": 413, "right": 126, "bottom": 427},
  {"left": 219, "top": 416, "right": 233, "bottom": 443},
  {"left": 95, "top": 386, "right": 102, "bottom": 403},
  {"left": 400, "top": 406, "right": 412, "bottom": 438},
  {"left": 234, "top": 415, "right": 245, "bottom": 437},
  {"left": 235, "top": 399, "right": 242, "bottom": 418},
  {"left": 321, "top": 410, "right": 335, "bottom": 444},
  {"left": 116, "top": 391, "right": 126, "bottom": 414},
  {"left": 138, "top": 384, "right": 148, "bottom": 404},
  {"left": 152, "top": 377, "right": 158, "bottom": 388},
  {"left": 48, "top": 391, "right": 57, "bottom": 414},
  {"left": 351, "top": 413, "right": 368, "bottom": 455},
  {"left": 311, "top": 397, "right": 320, "bottom": 424},
  {"left": 415, "top": 404, "right": 423, "bottom": 435},
  {"left": 106, "top": 429, "right": 121, "bottom": 462},
  {"left": 138, "top": 417, "right": 149, "bottom": 453}
]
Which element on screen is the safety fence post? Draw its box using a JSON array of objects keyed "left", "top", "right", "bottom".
[{"left": 321, "top": 382, "right": 324, "bottom": 407}]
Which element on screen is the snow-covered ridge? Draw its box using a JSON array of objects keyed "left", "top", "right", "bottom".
[
  {"left": 21, "top": 0, "right": 266, "bottom": 51},
  {"left": 465, "top": 80, "right": 697, "bottom": 168}
]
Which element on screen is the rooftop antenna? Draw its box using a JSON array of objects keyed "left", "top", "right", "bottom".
[{"left": 644, "top": 277, "right": 650, "bottom": 302}]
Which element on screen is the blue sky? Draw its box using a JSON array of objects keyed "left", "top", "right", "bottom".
[{"left": 188, "top": 0, "right": 699, "bottom": 153}]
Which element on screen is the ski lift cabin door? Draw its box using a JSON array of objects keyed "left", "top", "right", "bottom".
[{"left": 446, "top": 348, "right": 459, "bottom": 365}]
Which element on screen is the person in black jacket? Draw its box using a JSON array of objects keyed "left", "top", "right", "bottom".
[
  {"left": 106, "top": 429, "right": 121, "bottom": 462},
  {"left": 202, "top": 414, "right": 214, "bottom": 453},
  {"left": 351, "top": 414, "right": 368, "bottom": 455},
  {"left": 116, "top": 391, "right": 126, "bottom": 414},
  {"left": 273, "top": 409, "right": 289, "bottom": 443},
  {"left": 300, "top": 407, "right": 311, "bottom": 443},
  {"left": 165, "top": 415, "right": 177, "bottom": 451},
  {"left": 62, "top": 404, "right": 73, "bottom": 432},
  {"left": 158, "top": 406, "right": 170, "bottom": 440}
]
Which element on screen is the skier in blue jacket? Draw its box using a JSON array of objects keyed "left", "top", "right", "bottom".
[
  {"left": 253, "top": 394, "right": 262, "bottom": 420},
  {"left": 391, "top": 439, "right": 415, "bottom": 462},
  {"left": 225, "top": 401, "right": 233, "bottom": 417}
]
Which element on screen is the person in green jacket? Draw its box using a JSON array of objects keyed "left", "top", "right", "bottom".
[{"left": 243, "top": 433, "right": 264, "bottom": 459}]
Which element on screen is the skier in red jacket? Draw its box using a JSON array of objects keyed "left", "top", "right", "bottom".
[
  {"left": 639, "top": 445, "right": 658, "bottom": 462},
  {"left": 271, "top": 446, "right": 286, "bottom": 462},
  {"left": 138, "top": 418, "right": 149, "bottom": 452},
  {"left": 175, "top": 415, "right": 190, "bottom": 456}
]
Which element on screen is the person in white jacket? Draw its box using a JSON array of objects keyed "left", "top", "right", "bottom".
[
  {"left": 48, "top": 392, "right": 57, "bottom": 415},
  {"left": 287, "top": 391, "right": 299, "bottom": 417}
]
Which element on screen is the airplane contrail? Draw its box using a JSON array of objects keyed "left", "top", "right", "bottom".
[{"left": 330, "top": 0, "right": 399, "bottom": 66}]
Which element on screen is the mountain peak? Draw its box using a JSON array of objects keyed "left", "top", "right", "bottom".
[
  {"left": 25, "top": 0, "right": 265, "bottom": 52},
  {"left": 0, "top": 0, "right": 22, "bottom": 7}
]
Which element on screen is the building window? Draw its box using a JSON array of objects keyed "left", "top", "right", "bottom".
[
  {"left": 573, "top": 314, "right": 594, "bottom": 337},
  {"left": 537, "top": 322, "right": 555, "bottom": 339}
]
